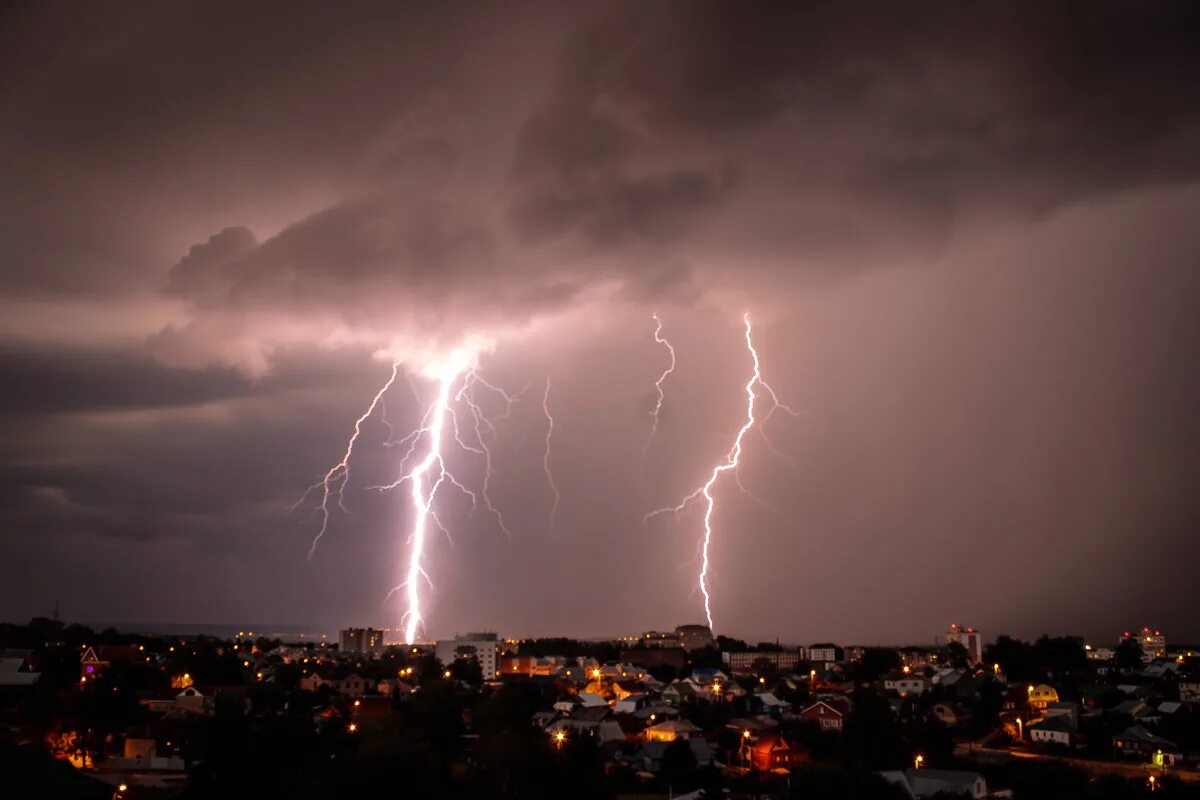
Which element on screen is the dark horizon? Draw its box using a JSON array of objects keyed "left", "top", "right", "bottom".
[{"left": 2, "top": 1, "right": 1199, "bottom": 644}]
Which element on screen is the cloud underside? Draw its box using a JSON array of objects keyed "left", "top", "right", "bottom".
[{"left": 146, "top": 0, "right": 1200, "bottom": 370}]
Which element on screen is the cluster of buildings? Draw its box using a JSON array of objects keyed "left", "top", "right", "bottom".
[{"left": 4, "top": 620, "right": 1198, "bottom": 796}]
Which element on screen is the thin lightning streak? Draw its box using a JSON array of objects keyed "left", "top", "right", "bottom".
[
  {"left": 542, "top": 376, "right": 560, "bottom": 529},
  {"left": 459, "top": 373, "right": 513, "bottom": 540},
  {"left": 303, "top": 363, "right": 400, "bottom": 560},
  {"left": 644, "top": 314, "right": 764, "bottom": 632},
  {"left": 641, "top": 312, "right": 677, "bottom": 464}
]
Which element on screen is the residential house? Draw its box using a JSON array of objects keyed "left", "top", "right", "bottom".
[
  {"left": 749, "top": 692, "right": 789, "bottom": 715},
  {"left": 1028, "top": 715, "right": 1081, "bottom": 747},
  {"left": 1113, "top": 725, "right": 1177, "bottom": 761},
  {"left": 800, "top": 699, "right": 851, "bottom": 731},
  {"left": 1026, "top": 684, "right": 1059, "bottom": 712},
  {"left": 644, "top": 718, "right": 700, "bottom": 742},
  {"left": 615, "top": 693, "right": 648, "bottom": 715},
  {"left": 747, "top": 733, "right": 807, "bottom": 772},
  {"left": 904, "top": 768, "right": 988, "bottom": 799},
  {"left": 0, "top": 653, "right": 39, "bottom": 687},
  {"left": 883, "top": 672, "right": 928, "bottom": 697},
  {"left": 336, "top": 673, "right": 374, "bottom": 697}
]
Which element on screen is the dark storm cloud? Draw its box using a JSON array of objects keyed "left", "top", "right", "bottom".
[
  {"left": 511, "top": 0, "right": 1200, "bottom": 256},
  {"left": 151, "top": 0, "right": 1200, "bottom": 360}
]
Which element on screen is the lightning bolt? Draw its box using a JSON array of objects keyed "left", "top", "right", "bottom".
[
  {"left": 300, "top": 362, "right": 401, "bottom": 560},
  {"left": 458, "top": 370, "right": 516, "bottom": 540},
  {"left": 645, "top": 313, "right": 792, "bottom": 632},
  {"left": 399, "top": 352, "right": 471, "bottom": 645},
  {"left": 300, "top": 348, "right": 526, "bottom": 644},
  {"left": 542, "top": 376, "right": 560, "bottom": 529},
  {"left": 641, "top": 313, "right": 677, "bottom": 463}
]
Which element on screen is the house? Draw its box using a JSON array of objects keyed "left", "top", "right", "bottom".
[
  {"left": 903, "top": 768, "right": 988, "bottom": 799},
  {"left": 1113, "top": 725, "right": 1177, "bottom": 761},
  {"left": 662, "top": 681, "right": 701, "bottom": 707},
  {"left": 883, "top": 672, "right": 928, "bottom": 697},
  {"left": 336, "top": 673, "right": 375, "bottom": 697},
  {"left": 615, "top": 693, "right": 648, "bottom": 715},
  {"left": 0, "top": 653, "right": 39, "bottom": 687},
  {"left": 1026, "top": 684, "right": 1059, "bottom": 711},
  {"left": 800, "top": 699, "right": 851, "bottom": 731},
  {"left": 747, "top": 733, "right": 807, "bottom": 772},
  {"left": 1001, "top": 685, "right": 1032, "bottom": 716},
  {"left": 299, "top": 673, "right": 331, "bottom": 692},
  {"left": 749, "top": 692, "right": 789, "bottom": 715},
  {"left": 1028, "top": 715, "right": 1080, "bottom": 747},
  {"left": 644, "top": 718, "right": 701, "bottom": 742},
  {"left": 175, "top": 686, "right": 210, "bottom": 714}
]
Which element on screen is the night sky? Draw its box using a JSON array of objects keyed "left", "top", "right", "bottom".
[{"left": 2, "top": 1, "right": 1198, "bottom": 645}]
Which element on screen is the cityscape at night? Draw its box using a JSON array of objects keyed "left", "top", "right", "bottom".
[{"left": 2, "top": 1, "right": 1199, "bottom": 798}]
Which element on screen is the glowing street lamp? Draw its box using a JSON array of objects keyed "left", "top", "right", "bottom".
[
  {"left": 553, "top": 730, "right": 567, "bottom": 750},
  {"left": 914, "top": 754, "right": 924, "bottom": 769}
]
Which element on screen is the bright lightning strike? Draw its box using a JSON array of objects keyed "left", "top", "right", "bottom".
[
  {"left": 299, "top": 343, "right": 535, "bottom": 645},
  {"left": 644, "top": 313, "right": 793, "bottom": 632},
  {"left": 399, "top": 351, "right": 473, "bottom": 645},
  {"left": 542, "top": 376, "right": 560, "bottom": 530},
  {"left": 641, "top": 313, "right": 677, "bottom": 463}
]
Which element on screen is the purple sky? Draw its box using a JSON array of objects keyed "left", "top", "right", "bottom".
[{"left": 2, "top": 1, "right": 1198, "bottom": 645}]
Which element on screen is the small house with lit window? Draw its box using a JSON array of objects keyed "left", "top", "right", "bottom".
[{"left": 749, "top": 734, "right": 807, "bottom": 771}]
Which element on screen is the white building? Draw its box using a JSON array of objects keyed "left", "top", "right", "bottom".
[
  {"left": 808, "top": 644, "right": 839, "bottom": 664},
  {"left": 1125, "top": 627, "right": 1166, "bottom": 662},
  {"left": 435, "top": 632, "right": 500, "bottom": 679},
  {"left": 945, "top": 624, "right": 983, "bottom": 664}
]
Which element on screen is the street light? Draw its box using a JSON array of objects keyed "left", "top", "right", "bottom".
[
  {"left": 553, "top": 730, "right": 567, "bottom": 750},
  {"left": 914, "top": 754, "right": 924, "bottom": 769}
]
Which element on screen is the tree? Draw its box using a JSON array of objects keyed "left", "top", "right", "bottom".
[
  {"left": 854, "top": 648, "right": 901, "bottom": 682},
  {"left": 660, "top": 738, "right": 697, "bottom": 789},
  {"left": 1114, "top": 638, "right": 1143, "bottom": 671},
  {"left": 985, "top": 635, "right": 1035, "bottom": 681}
]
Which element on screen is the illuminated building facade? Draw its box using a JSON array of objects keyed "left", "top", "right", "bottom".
[
  {"left": 435, "top": 632, "right": 500, "bottom": 679},
  {"left": 339, "top": 627, "right": 385, "bottom": 656}
]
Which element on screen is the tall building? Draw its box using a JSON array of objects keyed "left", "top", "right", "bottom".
[
  {"left": 1124, "top": 627, "right": 1166, "bottom": 662},
  {"left": 435, "top": 632, "right": 500, "bottom": 679},
  {"left": 946, "top": 624, "right": 983, "bottom": 665},
  {"left": 675, "top": 624, "right": 714, "bottom": 651},
  {"left": 339, "top": 628, "right": 385, "bottom": 656}
]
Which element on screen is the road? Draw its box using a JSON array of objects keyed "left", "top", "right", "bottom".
[{"left": 954, "top": 743, "right": 1200, "bottom": 784}]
